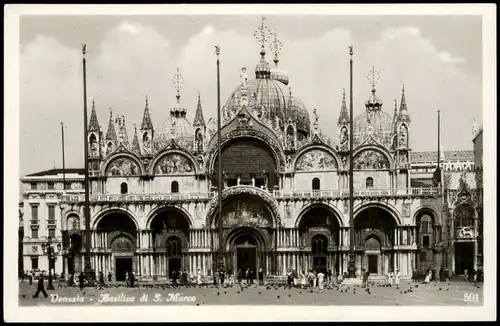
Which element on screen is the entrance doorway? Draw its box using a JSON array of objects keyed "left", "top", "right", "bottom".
[
  {"left": 115, "top": 258, "right": 133, "bottom": 281},
  {"left": 237, "top": 247, "right": 256, "bottom": 272},
  {"left": 455, "top": 242, "right": 474, "bottom": 274},
  {"left": 368, "top": 255, "right": 378, "bottom": 274},
  {"left": 168, "top": 258, "right": 182, "bottom": 278},
  {"left": 313, "top": 256, "right": 327, "bottom": 274}
]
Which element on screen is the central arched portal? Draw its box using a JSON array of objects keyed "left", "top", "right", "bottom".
[
  {"left": 226, "top": 228, "right": 266, "bottom": 276},
  {"left": 354, "top": 206, "right": 398, "bottom": 276}
]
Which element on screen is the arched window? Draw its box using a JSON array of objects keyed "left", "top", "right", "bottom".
[
  {"left": 171, "top": 181, "right": 179, "bottom": 193},
  {"left": 120, "top": 182, "right": 128, "bottom": 194},
  {"left": 366, "top": 177, "right": 374, "bottom": 189},
  {"left": 312, "top": 178, "right": 321, "bottom": 190},
  {"left": 454, "top": 204, "right": 475, "bottom": 228},
  {"left": 419, "top": 214, "right": 432, "bottom": 248},
  {"left": 311, "top": 235, "right": 328, "bottom": 255},
  {"left": 166, "top": 237, "right": 182, "bottom": 257}
]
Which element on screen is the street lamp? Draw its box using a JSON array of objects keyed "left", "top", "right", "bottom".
[{"left": 41, "top": 235, "right": 61, "bottom": 290}]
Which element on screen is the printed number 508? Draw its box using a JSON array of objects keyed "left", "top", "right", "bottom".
[{"left": 463, "top": 293, "right": 479, "bottom": 302}]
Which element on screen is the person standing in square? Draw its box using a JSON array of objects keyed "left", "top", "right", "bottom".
[{"left": 33, "top": 271, "right": 48, "bottom": 298}]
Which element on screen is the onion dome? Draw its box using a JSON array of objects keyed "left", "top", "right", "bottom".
[
  {"left": 154, "top": 69, "right": 194, "bottom": 150},
  {"left": 353, "top": 86, "right": 393, "bottom": 147}
]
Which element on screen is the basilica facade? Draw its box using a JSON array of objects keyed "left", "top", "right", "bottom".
[
  {"left": 26, "top": 22, "right": 493, "bottom": 282},
  {"left": 46, "top": 40, "right": 451, "bottom": 282}
]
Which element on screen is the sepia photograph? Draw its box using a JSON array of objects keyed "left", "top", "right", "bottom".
[{"left": 4, "top": 4, "right": 496, "bottom": 322}]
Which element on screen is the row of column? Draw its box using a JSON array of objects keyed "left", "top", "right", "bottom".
[
  {"left": 275, "top": 228, "right": 300, "bottom": 247},
  {"left": 91, "top": 231, "right": 108, "bottom": 248},
  {"left": 189, "top": 229, "right": 210, "bottom": 248},
  {"left": 274, "top": 252, "right": 340, "bottom": 275}
]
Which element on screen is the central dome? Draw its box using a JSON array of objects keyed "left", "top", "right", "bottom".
[{"left": 225, "top": 48, "right": 310, "bottom": 136}]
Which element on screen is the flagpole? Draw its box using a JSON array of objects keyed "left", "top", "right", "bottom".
[
  {"left": 215, "top": 45, "right": 224, "bottom": 272},
  {"left": 81, "top": 44, "right": 93, "bottom": 280},
  {"left": 437, "top": 110, "right": 441, "bottom": 178},
  {"left": 61, "top": 122, "right": 66, "bottom": 190},
  {"left": 348, "top": 45, "right": 356, "bottom": 278}
]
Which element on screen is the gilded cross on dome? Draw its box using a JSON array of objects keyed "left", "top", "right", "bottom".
[
  {"left": 367, "top": 65, "right": 380, "bottom": 89},
  {"left": 269, "top": 31, "right": 283, "bottom": 58},
  {"left": 253, "top": 16, "right": 270, "bottom": 48},
  {"left": 172, "top": 68, "right": 184, "bottom": 97}
]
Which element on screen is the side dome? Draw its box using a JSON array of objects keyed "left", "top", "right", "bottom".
[
  {"left": 154, "top": 94, "right": 194, "bottom": 150},
  {"left": 353, "top": 88, "right": 393, "bottom": 147},
  {"left": 287, "top": 96, "right": 310, "bottom": 138}
]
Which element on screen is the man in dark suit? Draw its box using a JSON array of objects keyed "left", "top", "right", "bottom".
[
  {"left": 78, "top": 272, "right": 85, "bottom": 290},
  {"left": 33, "top": 271, "right": 48, "bottom": 298}
]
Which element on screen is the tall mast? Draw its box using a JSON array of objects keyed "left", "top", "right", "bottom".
[{"left": 81, "top": 44, "right": 92, "bottom": 278}]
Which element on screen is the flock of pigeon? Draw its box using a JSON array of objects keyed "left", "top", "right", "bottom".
[{"left": 22, "top": 280, "right": 481, "bottom": 305}]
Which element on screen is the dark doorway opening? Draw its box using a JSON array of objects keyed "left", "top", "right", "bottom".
[
  {"left": 115, "top": 258, "right": 133, "bottom": 281},
  {"left": 313, "top": 256, "right": 327, "bottom": 274},
  {"left": 455, "top": 242, "right": 474, "bottom": 274},
  {"left": 237, "top": 247, "right": 256, "bottom": 273},
  {"left": 168, "top": 258, "right": 182, "bottom": 278},
  {"left": 368, "top": 255, "right": 378, "bottom": 274}
]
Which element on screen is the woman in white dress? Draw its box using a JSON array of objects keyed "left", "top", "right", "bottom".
[
  {"left": 317, "top": 271, "right": 325, "bottom": 293},
  {"left": 196, "top": 269, "right": 202, "bottom": 285},
  {"left": 395, "top": 269, "right": 400, "bottom": 286},
  {"left": 388, "top": 270, "right": 394, "bottom": 286},
  {"left": 423, "top": 270, "right": 431, "bottom": 286},
  {"left": 300, "top": 271, "right": 307, "bottom": 288}
]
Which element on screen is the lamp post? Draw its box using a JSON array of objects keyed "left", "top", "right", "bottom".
[{"left": 41, "top": 235, "right": 61, "bottom": 290}]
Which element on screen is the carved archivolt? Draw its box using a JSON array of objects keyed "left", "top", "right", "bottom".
[{"left": 206, "top": 186, "right": 281, "bottom": 228}]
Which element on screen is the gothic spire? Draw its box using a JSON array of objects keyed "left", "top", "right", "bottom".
[
  {"left": 338, "top": 88, "right": 349, "bottom": 125},
  {"left": 105, "top": 107, "right": 117, "bottom": 141},
  {"left": 131, "top": 124, "right": 140, "bottom": 153},
  {"left": 392, "top": 99, "right": 398, "bottom": 132},
  {"left": 193, "top": 91, "right": 206, "bottom": 127},
  {"left": 88, "top": 98, "right": 100, "bottom": 132},
  {"left": 399, "top": 84, "right": 409, "bottom": 116},
  {"left": 141, "top": 95, "right": 154, "bottom": 130}
]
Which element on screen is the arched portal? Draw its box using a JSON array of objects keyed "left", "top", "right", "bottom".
[
  {"left": 453, "top": 203, "right": 476, "bottom": 275},
  {"left": 67, "top": 233, "right": 82, "bottom": 276},
  {"left": 149, "top": 208, "right": 190, "bottom": 279},
  {"left": 298, "top": 206, "right": 341, "bottom": 275},
  {"left": 226, "top": 227, "right": 266, "bottom": 276},
  {"left": 354, "top": 206, "right": 398, "bottom": 275},
  {"left": 415, "top": 210, "right": 438, "bottom": 271},
  {"left": 96, "top": 212, "right": 138, "bottom": 282}
]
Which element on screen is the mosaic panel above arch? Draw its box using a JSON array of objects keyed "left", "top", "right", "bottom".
[
  {"left": 295, "top": 149, "right": 337, "bottom": 171},
  {"left": 106, "top": 156, "right": 140, "bottom": 176},
  {"left": 154, "top": 153, "right": 194, "bottom": 174},
  {"left": 217, "top": 198, "right": 273, "bottom": 229},
  {"left": 353, "top": 149, "right": 390, "bottom": 170}
]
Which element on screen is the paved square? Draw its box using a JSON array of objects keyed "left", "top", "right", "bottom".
[{"left": 19, "top": 280, "right": 483, "bottom": 306}]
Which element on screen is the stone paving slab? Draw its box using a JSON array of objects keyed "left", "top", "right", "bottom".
[{"left": 18, "top": 280, "right": 483, "bottom": 307}]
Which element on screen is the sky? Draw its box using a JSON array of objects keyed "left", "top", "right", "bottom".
[{"left": 19, "top": 14, "right": 483, "bottom": 176}]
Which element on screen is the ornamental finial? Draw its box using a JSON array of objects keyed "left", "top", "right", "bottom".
[
  {"left": 253, "top": 16, "right": 270, "bottom": 54},
  {"left": 172, "top": 68, "right": 184, "bottom": 99},
  {"left": 367, "top": 64, "right": 380, "bottom": 90}
]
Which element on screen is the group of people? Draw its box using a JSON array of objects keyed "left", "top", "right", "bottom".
[
  {"left": 386, "top": 269, "right": 401, "bottom": 286},
  {"left": 170, "top": 269, "right": 191, "bottom": 285}
]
